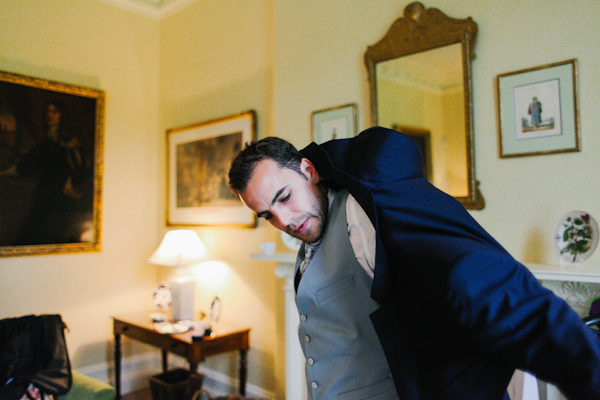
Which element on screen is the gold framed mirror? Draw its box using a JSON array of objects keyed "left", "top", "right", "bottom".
[{"left": 365, "top": 2, "right": 484, "bottom": 209}]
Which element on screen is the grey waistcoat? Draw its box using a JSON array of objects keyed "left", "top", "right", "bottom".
[{"left": 295, "top": 190, "right": 398, "bottom": 400}]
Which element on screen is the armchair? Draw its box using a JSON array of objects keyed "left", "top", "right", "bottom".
[
  {"left": 0, "top": 314, "right": 115, "bottom": 400},
  {"left": 57, "top": 371, "right": 115, "bottom": 400}
]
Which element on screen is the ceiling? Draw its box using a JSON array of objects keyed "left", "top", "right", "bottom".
[{"left": 98, "top": 0, "right": 198, "bottom": 19}]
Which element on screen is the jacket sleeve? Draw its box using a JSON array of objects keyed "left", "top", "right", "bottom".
[{"left": 447, "top": 250, "right": 600, "bottom": 399}]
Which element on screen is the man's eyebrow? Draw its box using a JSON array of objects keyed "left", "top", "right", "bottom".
[{"left": 271, "top": 186, "right": 288, "bottom": 206}]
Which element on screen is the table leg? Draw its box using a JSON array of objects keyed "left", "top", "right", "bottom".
[
  {"left": 114, "top": 333, "right": 122, "bottom": 400},
  {"left": 239, "top": 349, "right": 248, "bottom": 396},
  {"left": 189, "top": 361, "right": 199, "bottom": 374},
  {"left": 162, "top": 349, "right": 168, "bottom": 372},
  {"left": 188, "top": 362, "right": 202, "bottom": 398}
]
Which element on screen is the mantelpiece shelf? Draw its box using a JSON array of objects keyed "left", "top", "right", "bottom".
[
  {"left": 526, "top": 262, "right": 600, "bottom": 283},
  {"left": 249, "top": 255, "right": 600, "bottom": 284},
  {"left": 250, "top": 252, "right": 296, "bottom": 263}
]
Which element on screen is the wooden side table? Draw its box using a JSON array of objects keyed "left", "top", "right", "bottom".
[{"left": 113, "top": 312, "right": 250, "bottom": 399}]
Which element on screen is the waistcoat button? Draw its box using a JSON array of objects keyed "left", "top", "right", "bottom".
[
  {"left": 300, "top": 313, "right": 307, "bottom": 321},
  {"left": 307, "top": 357, "right": 315, "bottom": 365},
  {"left": 305, "top": 335, "right": 310, "bottom": 342},
  {"left": 311, "top": 381, "right": 318, "bottom": 389}
]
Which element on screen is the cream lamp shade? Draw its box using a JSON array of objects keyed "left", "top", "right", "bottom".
[
  {"left": 147, "top": 230, "right": 213, "bottom": 321},
  {"left": 147, "top": 229, "right": 213, "bottom": 267}
]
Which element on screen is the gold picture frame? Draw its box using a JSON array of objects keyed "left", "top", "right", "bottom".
[
  {"left": 496, "top": 59, "right": 580, "bottom": 158},
  {"left": 167, "top": 111, "right": 256, "bottom": 227},
  {"left": 0, "top": 70, "right": 104, "bottom": 257}
]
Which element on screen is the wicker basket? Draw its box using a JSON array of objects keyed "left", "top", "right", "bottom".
[{"left": 149, "top": 368, "right": 204, "bottom": 400}]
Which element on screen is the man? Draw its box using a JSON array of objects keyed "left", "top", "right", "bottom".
[
  {"left": 228, "top": 127, "right": 600, "bottom": 400},
  {"left": 528, "top": 97, "right": 543, "bottom": 128}
]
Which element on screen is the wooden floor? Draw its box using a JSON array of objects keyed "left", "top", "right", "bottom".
[{"left": 120, "top": 387, "right": 152, "bottom": 400}]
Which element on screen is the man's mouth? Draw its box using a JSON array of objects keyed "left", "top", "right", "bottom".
[{"left": 291, "top": 219, "right": 308, "bottom": 235}]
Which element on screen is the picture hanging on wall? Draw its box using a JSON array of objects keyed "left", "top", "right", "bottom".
[
  {"left": 496, "top": 59, "right": 580, "bottom": 158},
  {"left": 311, "top": 103, "right": 357, "bottom": 144},
  {"left": 167, "top": 111, "right": 256, "bottom": 227},
  {"left": 0, "top": 70, "right": 104, "bottom": 257}
]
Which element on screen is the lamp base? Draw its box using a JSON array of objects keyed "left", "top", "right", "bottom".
[{"left": 170, "top": 277, "right": 196, "bottom": 321}]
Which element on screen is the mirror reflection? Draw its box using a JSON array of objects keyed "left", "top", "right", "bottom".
[
  {"left": 365, "top": 2, "right": 484, "bottom": 209},
  {"left": 376, "top": 43, "right": 467, "bottom": 197}
]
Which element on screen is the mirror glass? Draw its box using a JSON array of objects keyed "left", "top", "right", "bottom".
[
  {"left": 376, "top": 43, "right": 467, "bottom": 197},
  {"left": 365, "top": 2, "right": 484, "bottom": 209}
]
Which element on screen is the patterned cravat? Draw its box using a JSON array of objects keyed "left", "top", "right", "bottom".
[{"left": 294, "top": 240, "right": 321, "bottom": 291}]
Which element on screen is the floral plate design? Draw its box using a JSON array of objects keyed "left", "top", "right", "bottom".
[{"left": 552, "top": 211, "right": 599, "bottom": 263}]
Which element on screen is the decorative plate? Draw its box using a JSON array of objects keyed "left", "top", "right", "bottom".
[
  {"left": 152, "top": 282, "right": 172, "bottom": 311},
  {"left": 281, "top": 231, "right": 302, "bottom": 251},
  {"left": 552, "top": 211, "right": 599, "bottom": 263}
]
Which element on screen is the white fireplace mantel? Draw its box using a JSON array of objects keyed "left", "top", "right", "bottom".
[
  {"left": 251, "top": 252, "right": 307, "bottom": 400},
  {"left": 526, "top": 262, "right": 600, "bottom": 283}
]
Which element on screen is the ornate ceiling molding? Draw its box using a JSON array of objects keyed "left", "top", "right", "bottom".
[{"left": 97, "top": 0, "right": 199, "bottom": 19}]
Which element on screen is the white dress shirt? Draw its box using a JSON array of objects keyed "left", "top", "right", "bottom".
[{"left": 346, "top": 193, "right": 376, "bottom": 278}]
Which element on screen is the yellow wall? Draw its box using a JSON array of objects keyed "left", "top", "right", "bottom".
[
  {"left": 271, "top": 0, "right": 600, "bottom": 265},
  {"left": 1, "top": 0, "right": 600, "bottom": 398},
  {"left": 159, "top": 1, "right": 281, "bottom": 395},
  {"left": 0, "top": 0, "right": 162, "bottom": 369}
]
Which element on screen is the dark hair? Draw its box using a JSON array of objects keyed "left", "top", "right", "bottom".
[
  {"left": 44, "top": 100, "right": 73, "bottom": 141},
  {"left": 228, "top": 136, "right": 304, "bottom": 194}
]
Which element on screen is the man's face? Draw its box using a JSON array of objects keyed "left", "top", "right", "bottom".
[
  {"left": 240, "top": 158, "right": 328, "bottom": 244},
  {"left": 46, "top": 104, "right": 61, "bottom": 127}
]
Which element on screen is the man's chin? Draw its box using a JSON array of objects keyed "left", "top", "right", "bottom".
[{"left": 291, "top": 230, "right": 321, "bottom": 244}]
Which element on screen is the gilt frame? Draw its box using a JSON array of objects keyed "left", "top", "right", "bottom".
[
  {"left": 496, "top": 59, "right": 580, "bottom": 158},
  {"left": 0, "top": 70, "right": 104, "bottom": 257},
  {"left": 167, "top": 111, "right": 256, "bottom": 227}
]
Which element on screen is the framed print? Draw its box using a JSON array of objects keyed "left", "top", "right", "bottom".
[
  {"left": 496, "top": 59, "right": 579, "bottom": 158},
  {"left": 311, "top": 103, "right": 357, "bottom": 144},
  {"left": 0, "top": 70, "right": 104, "bottom": 257},
  {"left": 167, "top": 111, "right": 256, "bottom": 227}
]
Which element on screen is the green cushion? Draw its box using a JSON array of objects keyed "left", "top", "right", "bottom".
[{"left": 57, "top": 371, "right": 115, "bottom": 400}]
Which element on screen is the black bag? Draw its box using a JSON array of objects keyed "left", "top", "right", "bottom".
[{"left": 0, "top": 314, "right": 72, "bottom": 399}]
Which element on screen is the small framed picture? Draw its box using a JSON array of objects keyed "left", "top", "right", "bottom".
[
  {"left": 167, "top": 111, "right": 256, "bottom": 227},
  {"left": 311, "top": 103, "right": 357, "bottom": 144},
  {"left": 496, "top": 59, "right": 579, "bottom": 158}
]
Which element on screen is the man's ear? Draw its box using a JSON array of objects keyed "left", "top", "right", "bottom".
[{"left": 300, "top": 158, "right": 320, "bottom": 183}]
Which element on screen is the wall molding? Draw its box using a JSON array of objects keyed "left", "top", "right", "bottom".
[
  {"left": 96, "top": 0, "right": 199, "bottom": 20},
  {"left": 76, "top": 352, "right": 275, "bottom": 399}
]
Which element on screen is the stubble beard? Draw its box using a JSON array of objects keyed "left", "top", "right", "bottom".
[{"left": 287, "top": 184, "right": 329, "bottom": 244}]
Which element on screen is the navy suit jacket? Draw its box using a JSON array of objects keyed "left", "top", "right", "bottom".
[{"left": 301, "top": 127, "right": 600, "bottom": 400}]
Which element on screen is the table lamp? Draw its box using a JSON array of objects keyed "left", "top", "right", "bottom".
[{"left": 147, "top": 229, "right": 214, "bottom": 321}]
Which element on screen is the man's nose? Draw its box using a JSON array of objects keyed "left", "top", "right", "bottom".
[{"left": 272, "top": 209, "right": 293, "bottom": 228}]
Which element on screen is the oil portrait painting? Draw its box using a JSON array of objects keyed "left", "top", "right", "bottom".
[{"left": 0, "top": 71, "right": 104, "bottom": 257}]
